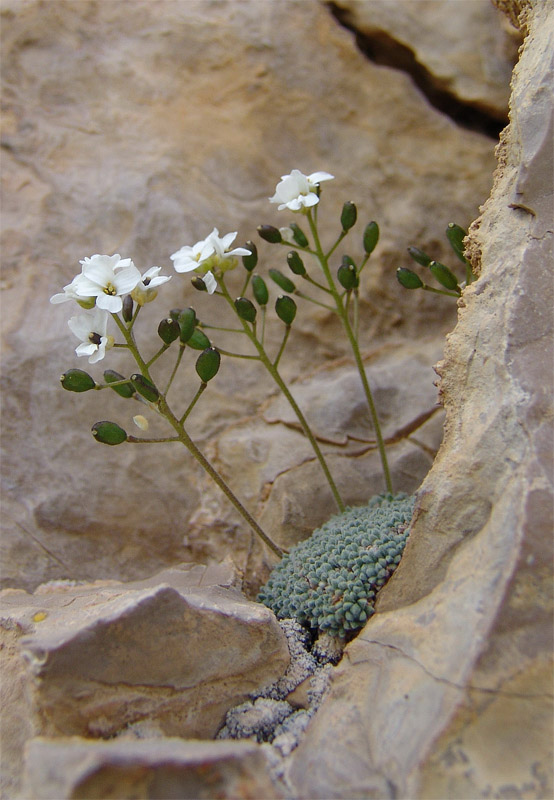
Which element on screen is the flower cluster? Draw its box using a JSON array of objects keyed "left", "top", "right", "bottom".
[{"left": 170, "top": 227, "right": 250, "bottom": 292}]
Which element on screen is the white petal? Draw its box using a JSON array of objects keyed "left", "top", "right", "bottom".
[
  {"left": 203, "top": 271, "right": 218, "bottom": 294},
  {"left": 113, "top": 265, "right": 141, "bottom": 294},
  {"left": 308, "top": 171, "right": 334, "bottom": 184},
  {"left": 96, "top": 294, "right": 123, "bottom": 313},
  {"left": 75, "top": 342, "right": 97, "bottom": 357}
]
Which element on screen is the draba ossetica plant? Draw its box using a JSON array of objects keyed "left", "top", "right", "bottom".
[{"left": 52, "top": 170, "right": 411, "bottom": 615}]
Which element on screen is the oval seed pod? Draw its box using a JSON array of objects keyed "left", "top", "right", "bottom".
[
  {"left": 195, "top": 347, "right": 221, "bottom": 383},
  {"left": 252, "top": 275, "right": 269, "bottom": 306},
  {"left": 186, "top": 328, "right": 211, "bottom": 351},
  {"left": 169, "top": 308, "right": 183, "bottom": 322},
  {"left": 396, "top": 267, "right": 424, "bottom": 289},
  {"left": 340, "top": 201, "right": 357, "bottom": 232},
  {"left": 60, "top": 369, "right": 96, "bottom": 393},
  {"left": 269, "top": 268, "right": 296, "bottom": 293},
  {"left": 275, "top": 295, "right": 297, "bottom": 325},
  {"left": 257, "top": 225, "right": 282, "bottom": 244},
  {"left": 446, "top": 223, "right": 468, "bottom": 264},
  {"left": 286, "top": 251, "right": 306, "bottom": 276},
  {"left": 130, "top": 374, "right": 159, "bottom": 402},
  {"left": 91, "top": 421, "right": 127, "bottom": 445},
  {"left": 242, "top": 241, "right": 258, "bottom": 271},
  {"left": 234, "top": 296, "right": 257, "bottom": 323},
  {"left": 103, "top": 369, "right": 135, "bottom": 398},
  {"left": 429, "top": 261, "right": 460, "bottom": 291},
  {"left": 191, "top": 276, "right": 208, "bottom": 292},
  {"left": 122, "top": 294, "right": 134, "bottom": 322},
  {"left": 337, "top": 262, "right": 359, "bottom": 290},
  {"left": 178, "top": 307, "right": 197, "bottom": 343},
  {"left": 363, "top": 221, "right": 379, "bottom": 255},
  {"left": 158, "top": 317, "right": 180, "bottom": 344},
  {"left": 407, "top": 246, "right": 432, "bottom": 267},
  {"left": 289, "top": 222, "right": 309, "bottom": 248}
]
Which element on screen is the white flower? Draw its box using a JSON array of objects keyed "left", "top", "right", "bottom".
[
  {"left": 67, "top": 307, "right": 114, "bottom": 364},
  {"left": 207, "top": 228, "right": 250, "bottom": 261},
  {"left": 131, "top": 266, "right": 171, "bottom": 305},
  {"left": 50, "top": 274, "right": 94, "bottom": 307},
  {"left": 170, "top": 236, "right": 215, "bottom": 274},
  {"left": 73, "top": 254, "right": 141, "bottom": 313},
  {"left": 269, "top": 170, "right": 334, "bottom": 211},
  {"left": 202, "top": 270, "right": 218, "bottom": 294}
]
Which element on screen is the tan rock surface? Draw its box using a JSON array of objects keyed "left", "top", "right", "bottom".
[
  {"left": 288, "top": 1, "right": 553, "bottom": 797},
  {"left": 0, "top": 0, "right": 508, "bottom": 590},
  {"left": 0, "top": 564, "right": 289, "bottom": 798},
  {"left": 21, "top": 737, "right": 285, "bottom": 800}
]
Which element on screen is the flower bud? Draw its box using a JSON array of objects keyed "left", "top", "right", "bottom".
[
  {"left": 158, "top": 317, "right": 180, "bottom": 344},
  {"left": 257, "top": 225, "right": 282, "bottom": 244},
  {"left": 178, "top": 307, "right": 197, "bottom": 344},
  {"left": 363, "top": 221, "right": 379, "bottom": 255},
  {"left": 122, "top": 295, "right": 134, "bottom": 322},
  {"left": 186, "top": 328, "right": 211, "bottom": 350},
  {"left": 252, "top": 275, "right": 269, "bottom": 306},
  {"left": 407, "top": 246, "right": 432, "bottom": 267},
  {"left": 275, "top": 295, "right": 297, "bottom": 325},
  {"left": 337, "top": 261, "right": 359, "bottom": 290},
  {"left": 242, "top": 241, "right": 258, "bottom": 271},
  {"left": 60, "top": 369, "right": 96, "bottom": 392},
  {"left": 191, "top": 276, "right": 208, "bottom": 292},
  {"left": 91, "top": 421, "right": 127, "bottom": 445},
  {"left": 286, "top": 251, "right": 306, "bottom": 276},
  {"left": 103, "top": 369, "right": 135, "bottom": 398},
  {"left": 340, "top": 201, "right": 357, "bottom": 232},
  {"left": 446, "top": 223, "right": 468, "bottom": 264},
  {"left": 76, "top": 297, "right": 96, "bottom": 310},
  {"left": 235, "top": 296, "right": 257, "bottom": 323},
  {"left": 130, "top": 374, "right": 159, "bottom": 403},
  {"left": 269, "top": 268, "right": 296, "bottom": 293},
  {"left": 396, "top": 267, "right": 424, "bottom": 289},
  {"left": 429, "top": 261, "right": 460, "bottom": 291},
  {"left": 289, "top": 223, "right": 309, "bottom": 248},
  {"left": 195, "top": 347, "right": 221, "bottom": 383}
]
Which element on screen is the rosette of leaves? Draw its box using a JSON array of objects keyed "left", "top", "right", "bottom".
[{"left": 259, "top": 493, "right": 414, "bottom": 639}]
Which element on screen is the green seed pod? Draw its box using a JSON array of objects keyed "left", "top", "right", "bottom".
[
  {"left": 60, "top": 369, "right": 96, "bottom": 393},
  {"left": 169, "top": 308, "right": 183, "bottom": 322},
  {"left": 130, "top": 374, "right": 159, "bottom": 402},
  {"left": 252, "top": 274, "right": 269, "bottom": 306},
  {"left": 269, "top": 268, "right": 296, "bottom": 293},
  {"left": 289, "top": 222, "right": 309, "bottom": 248},
  {"left": 396, "top": 267, "right": 424, "bottom": 289},
  {"left": 363, "top": 221, "right": 379, "bottom": 255},
  {"left": 286, "top": 251, "right": 306, "bottom": 276},
  {"left": 337, "top": 262, "right": 359, "bottom": 290},
  {"left": 341, "top": 201, "right": 357, "bottom": 232},
  {"left": 91, "top": 420, "right": 127, "bottom": 446},
  {"left": 242, "top": 241, "right": 258, "bottom": 271},
  {"left": 235, "top": 296, "right": 257, "bottom": 323},
  {"left": 195, "top": 347, "right": 221, "bottom": 383},
  {"left": 446, "top": 223, "right": 468, "bottom": 264},
  {"left": 275, "top": 295, "right": 297, "bottom": 325},
  {"left": 178, "top": 307, "right": 197, "bottom": 343},
  {"left": 429, "top": 261, "right": 460, "bottom": 291},
  {"left": 407, "top": 246, "right": 432, "bottom": 267},
  {"left": 257, "top": 225, "right": 282, "bottom": 244},
  {"left": 186, "top": 328, "right": 211, "bottom": 350},
  {"left": 103, "top": 369, "right": 135, "bottom": 398},
  {"left": 191, "top": 276, "right": 208, "bottom": 292},
  {"left": 158, "top": 317, "right": 180, "bottom": 344},
  {"left": 122, "top": 295, "right": 134, "bottom": 323}
]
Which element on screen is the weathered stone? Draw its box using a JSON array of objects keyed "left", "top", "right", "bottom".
[
  {"left": 0, "top": 564, "right": 289, "bottom": 798},
  {"left": 21, "top": 738, "right": 285, "bottom": 800},
  {"left": 332, "top": 0, "right": 518, "bottom": 119},
  {"left": 288, "top": 1, "right": 554, "bottom": 797},
  {"left": 1, "top": 0, "right": 501, "bottom": 591}
]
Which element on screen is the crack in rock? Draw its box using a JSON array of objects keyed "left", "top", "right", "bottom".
[{"left": 327, "top": 1, "right": 507, "bottom": 139}]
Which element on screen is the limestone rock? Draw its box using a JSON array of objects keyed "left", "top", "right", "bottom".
[
  {"left": 288, "top": 1, "right": 554, "bottom": 797},
  {"left": 1, "top": 0, "right": 500, "bottom": 591},
  {"left": 0, "top": 564, "right": 289, "bottom": 798},
  {"left": 21, "top": 738, "right": 285, "bottom": 800},
  {"left": 332, "top": 0, "right": 518, "bottom": 119}
]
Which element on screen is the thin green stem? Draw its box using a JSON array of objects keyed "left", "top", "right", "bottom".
[
  {"left": 294, "top": 291, "right": 336, "bottom": 313},
  {"left": 200, "top": 323, "right": 246, "bottom": 334},
  {"left": 307, "top": 210, "right": 393, "bottom": 494},
  {"left": 273, "top": 325, "right": 291, "bottom": 370},
  {"left": 216, "top": 348, "right": 260, "bottom": 360},
  {"left": 220, "top": 277, "right": 345, "bottom": 512},
  {"left": 353, "top": 289, "right": 359, "bottom": 341},
  {"left": 325, "top": 229, "right": 347, "bottom": 260},
  {"left": 146, "top": 343, "right": 169, "bottom": 368},
  {"left": 127, "top": 435, "right": 181, "bottom": 443},
  {"left": 302, "top": 273, "right": 332, "bottom": 293},
  {"left": 179, "top": 382, "right": 207, "bottom": 425},
  {"left": 164, "top": 345, "right": 185, "bottom": 396},
  {"left": 422, "top": 284, "right": 460, "bottom": 297}
]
